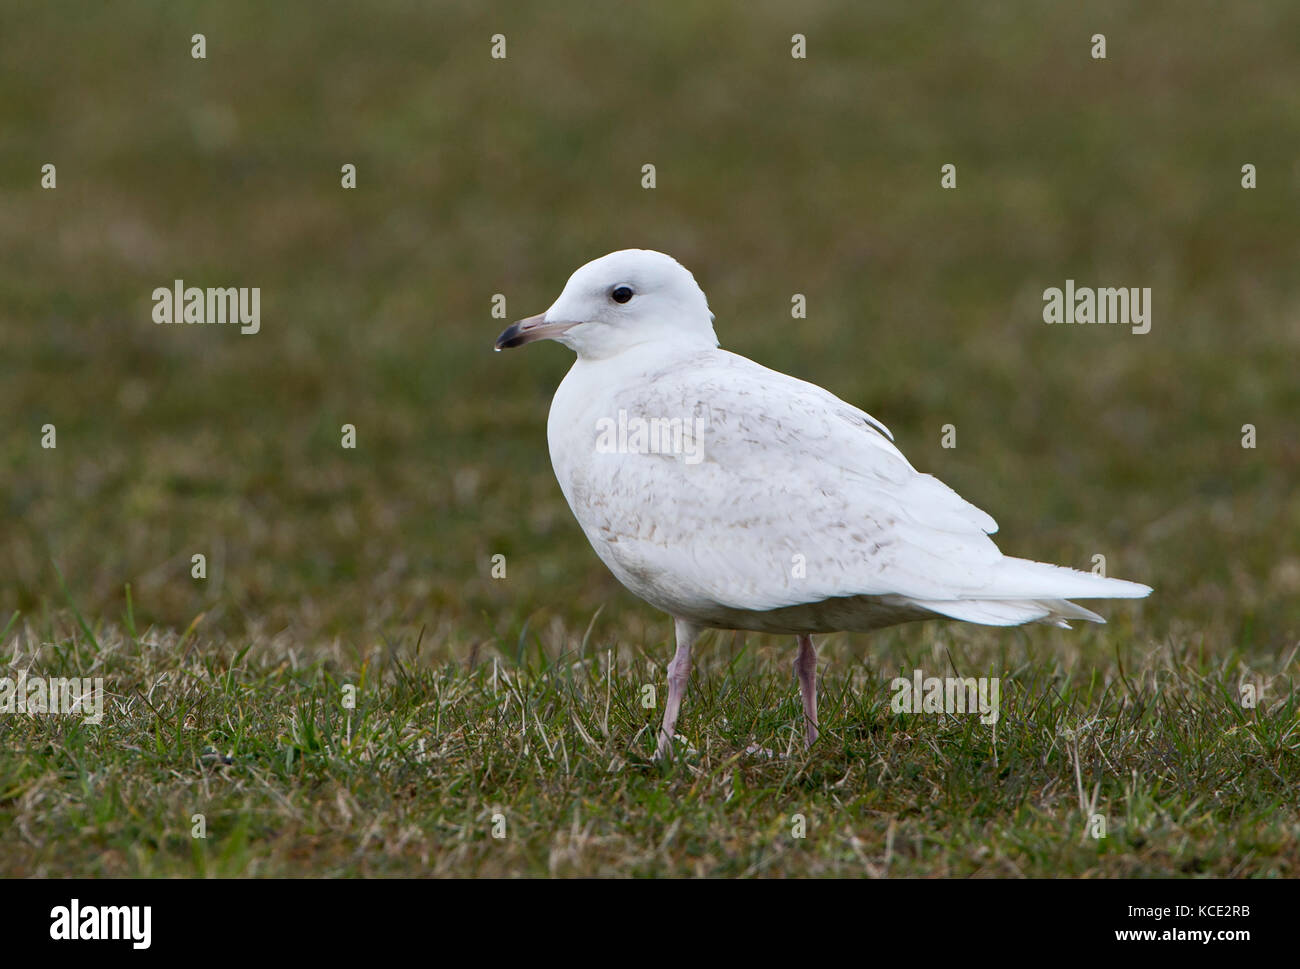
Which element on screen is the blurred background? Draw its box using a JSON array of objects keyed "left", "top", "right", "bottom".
[{"left": 3, "top": 0, "right": 1298, "bottom": 661}]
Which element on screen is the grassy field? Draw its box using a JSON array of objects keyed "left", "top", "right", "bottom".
[{"left": 2, "top": 1, "right": 1298, "bottom": 876}]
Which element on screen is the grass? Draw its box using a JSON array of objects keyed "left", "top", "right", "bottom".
[
  {"left": 2, "top": 1, "right": 1299, "bottom": 875},
  {"left": 1, "top": 606, "right": 1297, "bottom": 876}
]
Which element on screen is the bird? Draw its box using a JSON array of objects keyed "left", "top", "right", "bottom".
[{"left": 495, "top": 249, "right": 1151, "bottom": 760}]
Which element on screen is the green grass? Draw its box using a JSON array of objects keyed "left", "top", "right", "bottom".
[
  {"left": 2, "top": 611, "right": 1296, "bottom": 876},
  {"left": 2, "top": 1, "right": 1299, "bottom": 875}
]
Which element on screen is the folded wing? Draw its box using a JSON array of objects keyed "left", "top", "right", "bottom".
[{"left": 580, "top": 350, "right": 1149, "bottom": 622}]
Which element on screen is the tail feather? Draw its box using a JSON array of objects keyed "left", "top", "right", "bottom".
[
  {"left": 982, "top": 557, "right": 1152, "bottom": 601},
  {"left": 904, "top": 558, "right": 1151, "bottom": 630},
  {"left": 906, "top": 597, "right": 1101, "bottom": 628}
]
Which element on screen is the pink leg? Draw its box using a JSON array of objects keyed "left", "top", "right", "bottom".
[
  {"left": 655, "top": 619, "right": 701, "bottom": 760},
  {"left": 795, "top": 634, "right": 818, "bottom": 747}
]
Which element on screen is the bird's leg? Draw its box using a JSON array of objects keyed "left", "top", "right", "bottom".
[
  {"left": 655, "top": 619, "right": 701, "bottom": 760},
  {"left": 794, "top": 634, "right": 818, "bottom": 747}
]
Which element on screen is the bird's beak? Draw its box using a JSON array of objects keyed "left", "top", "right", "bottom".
[{"left": 494, "top": 313, "right": 579, "bottom": 351}]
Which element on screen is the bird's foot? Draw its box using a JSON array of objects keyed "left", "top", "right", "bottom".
[{"left": 653, "top": 732, "right": 693, "bottom": 762}]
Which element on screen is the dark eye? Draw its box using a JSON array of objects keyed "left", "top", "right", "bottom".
[{"left": 611, "top": 285, "right": 634, "bottom": 304}]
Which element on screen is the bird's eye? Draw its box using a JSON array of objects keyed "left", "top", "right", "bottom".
[{"left": 611, "top": 285, "right": 634, "bottom": 304}]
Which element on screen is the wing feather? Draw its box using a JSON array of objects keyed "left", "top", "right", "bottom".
[{"left": 570, "top": 350, "right": 1029, "bottom": 613}]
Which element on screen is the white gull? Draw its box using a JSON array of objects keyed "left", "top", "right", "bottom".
[{"left": 495, "top": 249, "right": 1151, "bottom": 759}]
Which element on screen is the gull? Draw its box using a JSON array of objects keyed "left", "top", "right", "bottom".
[{"left": 495, "top": 249, "right": 1151, "bottom": 760}]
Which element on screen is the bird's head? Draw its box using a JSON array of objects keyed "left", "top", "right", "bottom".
[{"left": 494, "top": 249, "right": 718, "bottom": 360}]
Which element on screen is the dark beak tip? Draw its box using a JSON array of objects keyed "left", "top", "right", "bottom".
[{"left": 494, "top": 323, "right": 524, "bottom": 351}]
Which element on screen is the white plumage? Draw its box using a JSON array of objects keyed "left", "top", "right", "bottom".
[{"left": 496, "top": 249, "right": 1151, "bottom": 758}]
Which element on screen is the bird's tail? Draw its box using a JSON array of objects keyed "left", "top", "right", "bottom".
[{"left": 904, "top": 557, "right": 1151, "bottom": 629}]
